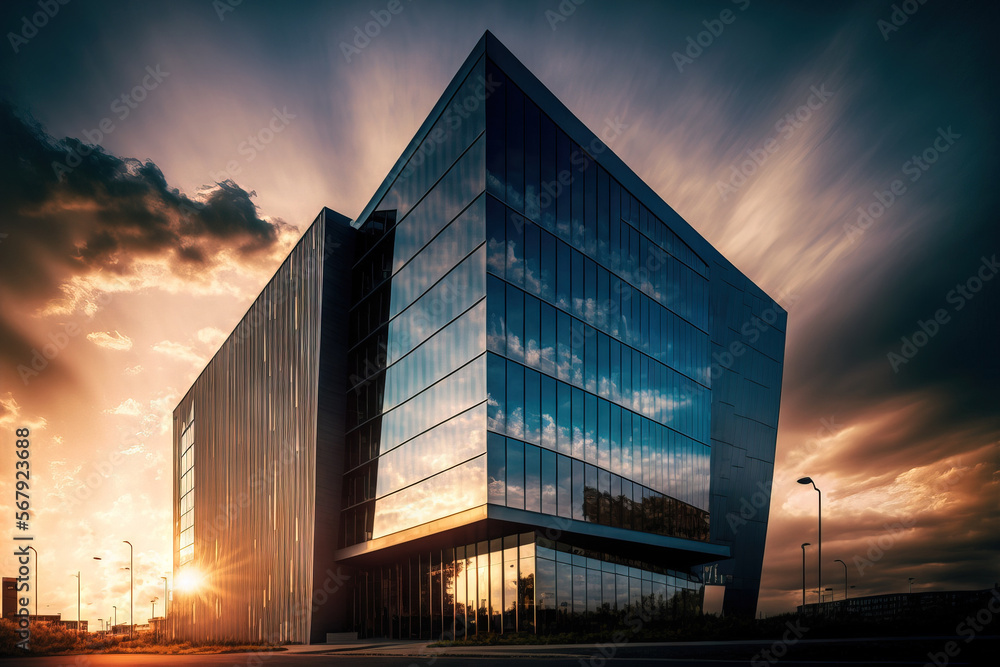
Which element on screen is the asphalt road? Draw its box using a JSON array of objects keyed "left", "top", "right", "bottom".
[
  {"left": 4, "top": 636, "right": 996, "bottom": 666},
  {"left": 0, "top": 659, "right": 980, "bottom": 667}
]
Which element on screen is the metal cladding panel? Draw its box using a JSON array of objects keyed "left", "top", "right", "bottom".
[
  {"left": 172, "top": 217, "right": 328, "bottom": 643},
  {"left": 705, "top": 259, "right": 787, "bottom": 617},
  {"left": 310, "top": 209, "right": 356, "bottom": 641}
]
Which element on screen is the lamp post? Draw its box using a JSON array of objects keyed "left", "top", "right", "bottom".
[
  {"left": 801, "top": 542, "right": 811, "bottom": 610},
  {"left": 26, "top": 546, "right": 37, "bottom": 619},
  {"left": 150, "top": 598, "right": 158, "bottom": 642},
  {"left": 113, "top": 605, "right": 117, "bottom": 634},
  {"left": 161, "top": 575, "right": 168, "bottom": 642},
  {"left": 797, "top": 477, "right": 822, "bottom": 605},
  {"left": 123, "top": 541, "right": 133, "bottom": 638},
  {"left": 71, "top": 571, "right": 80, "bottom": 635},
  {"left": 908, "top": 577, "right": 916, "bottom": 594},
  {"left": 834, "top": 559, "right": 848, "bottom": 601}
]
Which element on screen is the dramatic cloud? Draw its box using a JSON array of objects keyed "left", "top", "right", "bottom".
[{"left": 0, "top": 99, "right": 294, "bottom": 376}]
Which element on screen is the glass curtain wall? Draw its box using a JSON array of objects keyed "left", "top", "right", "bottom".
[
  {"left": 483, "top": 57, "right": 712, "bottom": 541},
  {"left": 352, "top": 531, "right": 702, "bottom": 639},
  {"left": 342, "top": 57, "right": 490, "bottom": 547}
]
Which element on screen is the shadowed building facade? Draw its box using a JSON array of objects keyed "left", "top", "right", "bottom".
[{"left": 172, "top": 32, "right": 785, "bottom": 643}]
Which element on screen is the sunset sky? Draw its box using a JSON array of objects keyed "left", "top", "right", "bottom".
[{"left": 0, "top": 0, "right": 997, "bottom": 626}]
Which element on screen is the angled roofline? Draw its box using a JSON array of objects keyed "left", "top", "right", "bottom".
[
  {"left": 352, "top": 30, "right": 783, "bottom": 310},
  {"left": 350, "top": 33, "right": 487, "bottom": 231}
]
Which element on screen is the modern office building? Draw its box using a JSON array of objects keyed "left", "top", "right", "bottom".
[{"left": 172, "top": 32, "right": 785, "bottom": 643}]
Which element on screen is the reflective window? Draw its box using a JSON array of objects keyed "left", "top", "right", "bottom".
[
  {"left": 391, "top": 136, "right": 485, "bottom": 274},
  {"left": 382, "top": 300, "right": 485, "bottom": 412},
  {"left": 371, "top": 455, "right": 486, "bottom": 539},
  {"left": 386, "top": 246, "right": 486, "bottom": 366},
  {"left": 389, "top": 196, "right": 485, "bottom": 319},
  {"left": 379, "top": 355, "right": 485, "bottom": 454},
  {"left": 374, "top": 403, "right": 487, "bottom": 499}
]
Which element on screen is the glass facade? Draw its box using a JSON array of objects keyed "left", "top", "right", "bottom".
[
  {"left": 342, "top": 56, "right": 488, "bottom": 548},
  {"left": 178, "top": 406, "right": 195, "bottom": 566},
  {"left": 174, "top": 32, "right": 785, "bottom": 645},
  {"left": 482, "top": 57, "right": 712, "bottom": 545},
  {"left": 352, "top": 531, "right": 702, "bottom": 639}
]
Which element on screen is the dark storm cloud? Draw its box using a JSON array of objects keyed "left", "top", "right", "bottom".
[
  {"left": 0, "top": 99, "right": 289, "bottom": 295},
  {"left": 0, "top": 99, "right": 291, "bottom": 380}
]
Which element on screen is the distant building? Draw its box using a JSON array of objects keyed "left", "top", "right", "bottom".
[
  {"left": 173, "top": 31, "right": 786, "bottom": 643},
  {"left": 59, "top": 620, "right": 88, "bottom": 632},
  {"left": 1, "top": 577, "right": 17, "bottom": 619},
  {"left": 799, "top": 586, "right": 1000, "bottom": 621}
]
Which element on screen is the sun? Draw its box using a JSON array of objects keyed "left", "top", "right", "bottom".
[{"left": 173, "top": 566, "right": 204, "bottom": 593}]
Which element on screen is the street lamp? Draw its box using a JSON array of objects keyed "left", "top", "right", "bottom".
[
  {"left": 161, "top": 575, "right": 169, "bottom": 642},
  {"left": 123, "top": 541, "right": 133, "bottom": 638},
  {"left": 797, "top": 477, "right": 822, "bottom": 605},
  {"left": 834, "top": 559, "right": 848, "bottom": 600},
  {"left": 160, "top": 575, "right": 168, "bottom": 618},
  {"left": 801, "top": 542, "right": 811, "bottom": 610},
  {"left": 113, "top": 605, "right": 117, "bottom": 634},
  {"left": 26, "top": 546, "right": 37, "bottom": 619},
  {"left": 71, "top": 571, "right": 81, "bottom": 635},
  {"left": 908, "top": 577, "right": 916, "bottom": 594}
]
